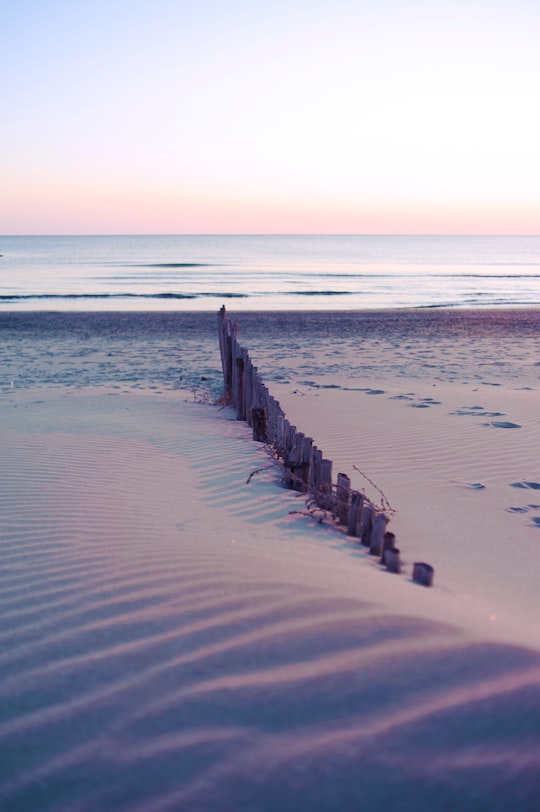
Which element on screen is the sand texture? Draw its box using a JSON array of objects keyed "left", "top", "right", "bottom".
[{"left": 1, "top": 309, "right": 540, "bottom": 810}]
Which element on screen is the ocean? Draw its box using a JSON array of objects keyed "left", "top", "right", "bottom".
[{"left": 1, "top": 234, "right": 540, "bottom": 311}]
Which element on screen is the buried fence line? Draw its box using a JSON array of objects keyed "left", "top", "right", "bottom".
[{"left": 218, "top": 306, "right": 433, "bottom": 585}]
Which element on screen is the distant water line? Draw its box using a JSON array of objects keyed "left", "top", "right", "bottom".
[{"left": 1, "top": 234, "right": 540, "bottom": 311}]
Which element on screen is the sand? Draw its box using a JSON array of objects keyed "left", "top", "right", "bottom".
[
  {"left": 1, "top": 309, "right": 540, "bottom": 810},
  {"left": 235, "top": 309, "right": 540, "bottom": 649}
]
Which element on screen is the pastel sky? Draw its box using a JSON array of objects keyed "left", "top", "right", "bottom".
[{"left": 2, "top": 0, "right": 539, "bottom": 234}]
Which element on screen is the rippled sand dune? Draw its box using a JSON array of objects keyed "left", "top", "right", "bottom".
[{"left": 1, "top": 311, "right": 540, "bottom": 810}]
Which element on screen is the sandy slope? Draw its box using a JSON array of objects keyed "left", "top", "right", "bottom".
[
  {"left": 1, "top": 385, "right": 540, "bottom": 811},
  {"left": 1, "top": 309, "right": 540, "bottom": 810}
]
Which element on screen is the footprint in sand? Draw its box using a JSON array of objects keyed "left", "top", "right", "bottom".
[
  {"left": 451, "top": 406, "right": 506, "bottom": 417},
  {"left": 410, "top": 397, "right": 442, "bottom": 408},
  {"left": 506, "top": 507, "right": 540, "bottom": 528},
  {"left": 506, "top": 486, "right": 540, "bottom": 526},
  {"left": 483, "top": 421, "right": 522, "bottom": 429},
  {"left": 451, "top": 481, "right": 486, "bottom": 491}
]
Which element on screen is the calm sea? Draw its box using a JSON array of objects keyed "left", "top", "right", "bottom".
[{"left": 1, "top": 234, "right": 540, "bottom": 311}]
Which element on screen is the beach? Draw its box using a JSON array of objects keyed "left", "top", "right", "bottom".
[{"left": 1, "top": 309, "right": 540, "bottom": 810}]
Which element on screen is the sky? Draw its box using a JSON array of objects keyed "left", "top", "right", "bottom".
[{"left": 2, "top": 0, "right": 540, "bottom": 235}]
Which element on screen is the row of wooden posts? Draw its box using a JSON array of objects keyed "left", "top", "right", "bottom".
[{"left": 217, "top": 307, "right": 434, "bottom": 586}]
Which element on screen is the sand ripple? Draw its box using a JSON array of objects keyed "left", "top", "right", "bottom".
[{"left": 2, "top": 390, "right": 540, "bottom": 810}]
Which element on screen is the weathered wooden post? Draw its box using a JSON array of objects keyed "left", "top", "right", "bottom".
[
  {"left": 360, "top": 503, "right": 374, "bottom": 547},
  {"left": 218, "top": 305, "right": 233, "bottom": 399},
  {"left": 380, "top": 529, "right": 394, "bottom": 564},
  {"left": 284, "top": 423, "right": 297, "bottom": 487},
  {"left": 370, "top": 512, "right": 388, "bottom": 556},
  {"left": 348, "top": 490, "right": 364, "bottom": 537},
  {"left": 244, "top": 357, "right": 254, "bottom": 426},
  {"left": 413, "top": 562, "right": 434, "bottom": 587},
  {"left": 252, "top": 407, "right": 268, "bottom": 442},
  {"left": 381, "top": 531, "right": 400, "bottom": 573},
  {"left": 309, "top": 447, "right": 321, "bottom": 496},
  {"left": 283, "top": 427, "right": 300, "bottom": 489},
  {"left": 291, "top": 431, "right": 305, "bottom": 491},
  {"left": 298, "top": 435, "right": 313, "bottom": 491},
  {"left": 233, "top": 346, "right": 246, "bottom": 420},
  {"left": 336, "top": 473, "right": 351, "bottom": 526},
  {"left": 385, "top": 547, "right": 401, "bottom": 574},
  {"left": 265, "top": 395, "right": 274, "bottom": 445},
  {"left": 275, "top": 409, "right": 286, "bottom": 459},
  {"left": 318, "top": 458, "right": 333, "bottom": 511}
]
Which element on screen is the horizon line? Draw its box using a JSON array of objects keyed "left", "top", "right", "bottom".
[{"left": 2, "top": 233, "right": 540, "bottom": 239}]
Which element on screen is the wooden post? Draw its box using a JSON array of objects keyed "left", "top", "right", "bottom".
[
  {"left": 413, "top": 562, "right": 434, "bottom": 587},
  {"left": 370, "top": 512, "right": 388, "bottom": 556},
  {"left": 218, "top": 306, "right": 234, "bottom": 398},
  {"left": 298, "top": 435, "right": 313, "bottom": 491},
  {"left": 267, "top": 396, "right": 279, "bottom": 448},
  {"left": 380, "top": 530, "right": 396, "bottom": 563},
  {"left": 244, "top": 358, "right": 254, "bottom": 426},
  {"left": 283, "top": 428, "right": 299, "bottom": 489},
  {"left": 218, "top": 305, "right": 228, "bottom": 384},
  {"left": 317, "top": 458, "right": 333, "bottom": 511},
  {"left": 286, "top": 423, "right": 297, "bottom": 463},
  {"left": 281, "top": 419, "right": 292, "bottom": 485},
  {"left": 310, "top": 447, "right": 322, "bottom": 494},
  {"left": 348, "top": 491, "right": 364, "bottom": 537},
  {"left": 275, "top": 410, "right": 286, "bottom": 458},
  {"left": 251, "top": 367, "right": 264, "bottom": 417},
  {"left": 385, "top": 546, "right": 401, "bottom": 574},
  {"left": 360, "top": 503, "right": 374, "bottom": 547},
  {"left": 336, "top": 473, "right": 351, "bottom": 526},
  {"left": 233, "top": 346, "right": 246, "bottom": 420},
  {"left": 252, "top": 407, "right": 268, "bottom": 442},
  {"left": 291, "top": 431, "right": 305, "bottom": 491}
]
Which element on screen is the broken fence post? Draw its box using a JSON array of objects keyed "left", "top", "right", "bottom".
[
  {"left": 413, "top": 562, "right": 434, "bottom": 587},
  {"left": 380, "top": 530, "right": 395, "bottom": 564},
  {"left": 385, "top": 548, "right": 401, "bottom": 574},
  {"left": 382, "top": 532, "right": 400, "bottom": 573}
]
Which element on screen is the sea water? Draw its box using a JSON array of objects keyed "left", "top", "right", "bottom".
[{"left": 1, "top": 234, "right": 540, "bottom": 310}]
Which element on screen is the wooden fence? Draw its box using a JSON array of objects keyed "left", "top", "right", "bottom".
[{"left": 218, "top": 306, "right": 434, "bottom": 584}]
